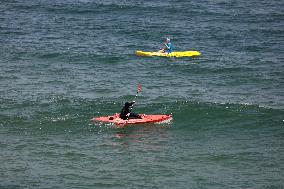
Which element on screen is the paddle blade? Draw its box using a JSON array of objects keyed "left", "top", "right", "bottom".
[{"left": 137, "top": 84, "right": 142, "bottom": 92}]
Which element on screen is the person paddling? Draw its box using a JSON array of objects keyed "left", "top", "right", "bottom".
[
  {"left": 120, "top": 101, "right": 142, "bottom": 120},
  {"left": 159, "top": 37, "right": 173, "bottom": 53}
]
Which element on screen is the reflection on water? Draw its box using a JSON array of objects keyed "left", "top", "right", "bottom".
[{"left": 111, "top": 123, "right": 173, "bottom": 150}]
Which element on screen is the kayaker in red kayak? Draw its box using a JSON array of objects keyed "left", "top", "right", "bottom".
[
  {"left": 120, "top": 101, "right": 142, "bottom": 120},
  {"left": 92, "top": 84, "right": 173, "bottom": 126}
]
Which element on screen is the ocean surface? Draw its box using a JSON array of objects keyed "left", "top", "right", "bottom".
[{"left": 1, "top": 0, "right": 284, "bottom": 188}]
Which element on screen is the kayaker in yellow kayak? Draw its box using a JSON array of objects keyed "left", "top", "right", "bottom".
[{"left": 158, "top": 37, "right": 173, "bottom": 54}]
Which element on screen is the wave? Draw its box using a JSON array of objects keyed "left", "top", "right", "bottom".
[{"left": 1, "top": 96, "right": 283, "bottom": 135}]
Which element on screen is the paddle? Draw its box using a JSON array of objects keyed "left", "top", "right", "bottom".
[
  {"left": 129, "top": 84, "right": 142, "bottom": 113},
  {"left": 135, "top": 83, "right": 142, "bottom": 100}
]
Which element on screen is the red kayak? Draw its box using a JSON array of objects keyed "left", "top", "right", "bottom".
[{"left": 92, "top": 113, "right": 172, "bottom": 126}]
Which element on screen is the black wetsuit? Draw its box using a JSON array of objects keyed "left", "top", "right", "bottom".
[{"left": 120, "top": 102, "right": 141, "bottom": 120}]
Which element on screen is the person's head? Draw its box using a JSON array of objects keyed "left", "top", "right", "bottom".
[{"left": 166, "top": 37, "right": 170, "bottom": 42}]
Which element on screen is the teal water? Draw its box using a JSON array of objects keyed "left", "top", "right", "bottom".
[{"left": 1, "top": 0, "right": 284, "bottom": 188}]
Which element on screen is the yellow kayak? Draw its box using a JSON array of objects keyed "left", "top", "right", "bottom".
[{"left": 136, "top": 50, "right": 201, "bottom": 58}]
